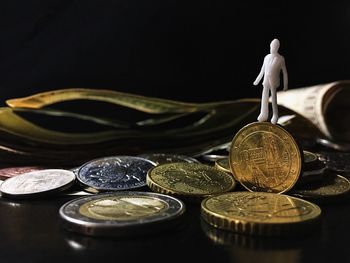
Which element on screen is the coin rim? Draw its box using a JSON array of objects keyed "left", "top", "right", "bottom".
[
  {"left": 214, "top": 158, "right": 233, "bottom": 175},
  {"left": 229, "top": 122, "right": 302, "bottom": 193},
  {"left": 138, "top": 153, "right": 200, "bottom": 165},
  {"left": 59, "top": 191, "right": 186, "bottom": 237}
]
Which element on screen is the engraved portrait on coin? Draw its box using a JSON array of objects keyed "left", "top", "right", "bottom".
[{"left": 229, "top": 122, "right": 302, "bottom": 193}]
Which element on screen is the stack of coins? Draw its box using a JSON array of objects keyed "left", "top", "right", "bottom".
[
  {"left": 202, "top": 122, "right": 323, "bottom": 237},
  {"left": 290, "top": 151, "right": 350, "bottom": 202},
  {"left": 1, "top": 121, "right": 347, "bottom": 239}
]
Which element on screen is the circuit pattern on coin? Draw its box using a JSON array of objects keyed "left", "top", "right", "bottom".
[
  {"left": 77, "top": 156, "right": 155, "bottom": 192},
  {"left": 229, "top": 122, "right": 302, "bottom": 193}
]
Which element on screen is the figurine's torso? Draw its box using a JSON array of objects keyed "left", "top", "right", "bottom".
[{"left": 263, "top": 54, "right": 285, "bottom": 87}]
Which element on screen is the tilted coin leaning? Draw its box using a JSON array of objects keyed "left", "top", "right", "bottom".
[{"left": 229, "top": 122, "right": 302, "bottom": 193}]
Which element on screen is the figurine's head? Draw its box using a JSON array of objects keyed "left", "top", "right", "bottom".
[{"left": 270, "top": 39, "right": 280, "bottom": 54}]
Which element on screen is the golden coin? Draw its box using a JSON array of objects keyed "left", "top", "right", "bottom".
[
  {"left": 214, "top": 158, "right": 231, "bottom": 174},
  {"left": 291, "top": 173, "right": 350, "bottom": 201},
  {"left": 201, "top": 191, "right": 321, "bottom": 236},
  {"left": 147, "top": 162, "right": 235, "bottom": 201},
  {"left": 229, "top": 122, "right": 302, "bottom": 193}
]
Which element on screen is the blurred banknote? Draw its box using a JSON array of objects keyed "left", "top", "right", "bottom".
[{"left": 278, "top": 80, "right": 350, "bottom": 142}]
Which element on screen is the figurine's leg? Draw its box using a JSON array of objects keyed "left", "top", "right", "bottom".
[
  {"left": 258, "top": 85, "right": 269, "bottom": 122},
  {"left": 270, "top": 86, "right": 278, "bottom": 124}
]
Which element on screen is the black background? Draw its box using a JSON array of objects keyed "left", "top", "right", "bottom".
[
  {"left": 1, "top": 2, "right": 350, "bottom": 263},
  {"left": 0, "top": 1, "right": 349, "bottom": 102}
]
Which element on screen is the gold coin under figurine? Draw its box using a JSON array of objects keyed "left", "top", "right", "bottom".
[
  {"left": 229, "top": 122, "right": 302, "bottom": 193},
  {"left": 201, "top": 191, "right": 321, "bottom": 236}
]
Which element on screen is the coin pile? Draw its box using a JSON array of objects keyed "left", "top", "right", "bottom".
[
  {"left": 0, "top": 121, "right": 349, "bottom": 238},
  {"left": 201, "top": 122, "right": 350, "bottom": 237}
]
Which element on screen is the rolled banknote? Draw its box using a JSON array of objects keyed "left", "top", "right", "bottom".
[{"left": 277, "top": 80, "right": 350, "bottom": 142}]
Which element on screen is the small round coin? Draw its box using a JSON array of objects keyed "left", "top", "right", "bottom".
[
  {"left": 77, "top": 156, "right": 156, "bottom": 193},
  {"left": 304, "top": 150, "right": 318, "bottom": 164},
  {"left": 147, "top": 162, "right": 235, "bottom": 201},
  {"left": 201, "top": 191, "right": 321, "bottom": 236},
  {"left": 59, "top": 192, "right": 185, "bottom": 237},
  {"left": 229, "top": 122, "right": 302, "bottom": 193},
  {"left": 0, "top": 169, "right": 76, "bottom": 198},
  {"left": 291, "top": 173, "right": 350, "bottom": 201},
  {"left": 138, "top": 153, "right": 199, "bottom": 165}
]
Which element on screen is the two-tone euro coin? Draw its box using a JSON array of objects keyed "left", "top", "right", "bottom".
[{"left": 59, "top": 191, "right": 185, "bottom": 237}]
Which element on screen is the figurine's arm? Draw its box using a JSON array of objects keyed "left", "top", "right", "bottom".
[
  {"left": 281, "top": 57, "right": 288, "bottom": 91},
  {"left": 253, "top": 59, "right": 265, "bottom": 86}
]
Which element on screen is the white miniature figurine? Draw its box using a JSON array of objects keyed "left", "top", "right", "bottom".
[{"left": 253, "top": 38, "right": 288, "bottom": 124}]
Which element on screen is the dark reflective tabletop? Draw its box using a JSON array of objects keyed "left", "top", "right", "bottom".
[{"left": 0, "top": 189, "right": 349, "bottom": 263}]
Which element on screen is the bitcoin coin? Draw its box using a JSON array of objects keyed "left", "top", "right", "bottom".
[
  {"left": 138, "top": 153, "right": 199, "bottom": 165},
  {"left": 147, "top": 162, "right": 235, "bottom": 201},
  {"left": 0, "top": 169, "right": 75, "bottom": 198},
  {"left": 77, "top": 156, "right": 156, "bottom": 193},
  {"left": 229, "top": 122, "right": 302, "bottom": 193},
  {"left": 201, "top": 191, "right": 321, "bottom": 236},
  {"left": 59, "top": 191, "right": 185, "bottom": 237}
]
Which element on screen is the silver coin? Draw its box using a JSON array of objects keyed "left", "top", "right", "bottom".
[
  {"left": 59, "top": 191, "right": 185, "bottom": 237},
  {"left": 0, "top": 169, "right": 76, "bottom": 198},
  {"left": 77, "top": 156, "right": 156, "bottom": 193},
  {"left": 138, "top": 153, "right": 199, "bottom": 165},
  {"left": 201, "top": 154, "right": 229, "bottom": 162}
]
